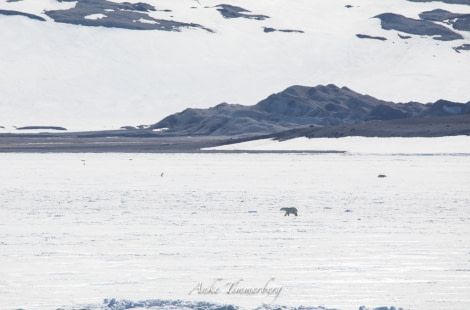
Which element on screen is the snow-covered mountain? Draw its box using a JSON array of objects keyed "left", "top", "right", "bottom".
[{"left": 1, "top": 0, "right": 470, "bottom": 131}]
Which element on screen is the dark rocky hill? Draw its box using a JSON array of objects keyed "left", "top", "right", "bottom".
[
  {"left": 270, "top": 114, "right": 470, "bottom": 140},
  {"left": 150, "top": 84, "right": 470, "bottom": 136}
]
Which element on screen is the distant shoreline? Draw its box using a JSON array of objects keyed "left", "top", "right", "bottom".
[
  {"left": 0, "top": 114, "right": 468, "bottom": 153},
  {"left": 0, "top": 135, "right": 344, "bottom": 153}
]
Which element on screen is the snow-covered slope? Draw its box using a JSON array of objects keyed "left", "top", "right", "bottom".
[
  {"left": 206, "top": 135, "right": 470, "bottom": 154},
  {"left": 1, "top": 0, "right": 469, "bottom": 131}
]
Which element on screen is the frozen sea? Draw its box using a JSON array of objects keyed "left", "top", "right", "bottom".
[{"left": 1, "top": 138, "right": 469, "bottom": 310}]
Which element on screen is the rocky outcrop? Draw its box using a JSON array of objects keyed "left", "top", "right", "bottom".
[
  {"left": 356, "top": 34, "right": 387, "bottom": 41},
  {"left": 419, "top": 9, "right": 470, "bottom": 32},
  {"left": 215, "top": 4, "right": 269, "bottom": 20},
  {"left": 0, "top": 9, "right": 45, "bottom": 21},
  {"left": 44, "top": 0, "right": 213, "bottom": 32},
  {"left": 271, "top": 114, "right": 470, "bottom": 139},
  {"left": 150, "top": 84, "right": 469, "bottom": 136},
  {"left": 419, "top": 100, "right": 470, "bottom": 117},
  {"left": 407, "top": 0, "right": 470, "bottom": 5},
  {"left": 374, "top": 12, "right": 463, "bottom": 41},
  {"left": 263, "top": 27, "right": 304, "bottom": 33},
  {"left": 454, "top": 43, "right": 470, "bottom": 52},
  {"left": 16, "top": 126, "right": 67, "bottom": 131}
]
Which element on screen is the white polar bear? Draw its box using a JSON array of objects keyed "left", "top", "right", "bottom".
[{"left": 280, "top": 207, "right": 298, "bottom": 216}]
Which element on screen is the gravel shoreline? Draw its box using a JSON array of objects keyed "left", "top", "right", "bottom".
[{"left": 1, "top": 115, "right": 468, "bottom": 153}]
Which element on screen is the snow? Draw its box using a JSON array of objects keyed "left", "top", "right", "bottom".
[
  {"left": 0, "top": 0, "right": 469, "bottom": 130},
  {"left": 1, "top": 2, "right": 469, "bottom": 308},
  {"left": 206, "top": 136, "right": 470, "bottom": 155},
  {"left": 138, "top": 18, "right": 159, "bottom": 24},
  {"left": 85, "top": 14, "right": 108, "bottom": 20},
  {"left": 0, "top": 137, "right": 469, "bottom": 310},
  {"left": 152, "top": 127, "right": 168, "bottom": 132},
  {"left": 0, "top": 0, "right": 76, "bottom": 18}
]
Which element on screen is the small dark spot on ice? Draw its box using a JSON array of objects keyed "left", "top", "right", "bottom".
[{"left": 345, "top": 209, "right": 352, "bottom": 213}]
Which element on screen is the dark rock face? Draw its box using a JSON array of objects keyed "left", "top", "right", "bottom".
[
  {"left": 150, "top": 84, "right": 470, "bottom": 136},
  {"left": 397, "top": 33, "right": 412, "bottom": 39},
  {"left": 254, "top": 85, "right": 426, "bottom": 125},
  {"left": 356, "top": 34, "right": 387, "bottom": 41},
  {"left": 0, "top": 9, "right": 46, "bottom": 21},
  {"left": 16, "top": 126, "right": 67, "bottom": 131},
  {"left": 149, "top": 84, "right": 469, "bottom": 136},
  {"left": 263, "top": 27, "right": 304, "bottom": 33},
  {"left": 420, "top": 100, "right": 470, "bottom": 117},
  {"left": 272, "top": 114, "right": 470, "bottom": 139},
  {"left": 375, "top": 12, "right": 463, "bottom": 40},
  {"left": 366, "top": 104, "right": 411, "bottom": 120},
  {"left": 215, "top": 4, "right": 269, "bottom": 20},
  {"left": 44, "top": 0, "right": 213, "bottom": 32},
  {"left": 419, "top": 9, "right": 470, "bottom": 32},
  {"left": 407, "top": 0, "right": 470, "bottom": 4},
  {"left": 420, "top": 9, "right": 466, "bottom": 21},
  {"left": 364, "top": 3, "right": 470, "bottom": 49},
  {"left": 151, "top": 103, "right": 287, "bottom": 136},
  {"left": 453, "top": 43, "right": 470, "bottom": 52}
]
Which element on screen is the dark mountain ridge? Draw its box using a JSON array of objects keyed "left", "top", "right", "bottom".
[{"left": 150, "top": 84, "right": 470, "bottom": 136}]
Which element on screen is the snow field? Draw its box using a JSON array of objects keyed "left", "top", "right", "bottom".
[{"left": 0, "top": 142, "right": 469, "bottom": 309}]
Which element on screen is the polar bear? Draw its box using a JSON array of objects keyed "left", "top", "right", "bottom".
[{"left": 280, "top": 207, "right": 298, "bottom": 216}]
